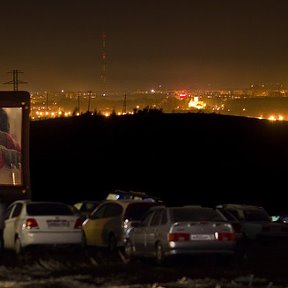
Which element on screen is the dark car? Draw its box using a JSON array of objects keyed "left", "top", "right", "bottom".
[
  {"left": 217, "top": 207, "right": 243, "bottom": 241},
  {"left": 271, "top": 214, "right": 288, "bottom": 224},
  {"left": 216, "top": 204, "right": 288, "bottom": 241}
]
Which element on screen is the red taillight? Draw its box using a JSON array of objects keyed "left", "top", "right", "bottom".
[
  {"left": 74, "top": 218, "right": 83, "bottom": 229},
  {"left": 168, "top": 233, "right": 190, "bottom": 241},
  {"left": 25, "top": 218, "right": 39, "bottom": 229},
  {"left": 215, "top": 232, "right": 235, "bottom": 241}
]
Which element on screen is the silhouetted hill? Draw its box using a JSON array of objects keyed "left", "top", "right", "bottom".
[{"left": 29, "top": 112, "right": 288, "bottom": 214}]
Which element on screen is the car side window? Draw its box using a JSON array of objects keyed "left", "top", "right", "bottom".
[
  {"left": 11, "top": 203, "right": 22, "bottom": 218},
  {"left": 227, "top": 209, "right": 241, "bottom": 220},
  {"left": 104, "top": 203, "right": 122, "bottom": 217},
  {"left": 4, "top": 205, "right": 14, "bottom": 220},
  {"left": 91, "top": 205, "right": 106, "bottom": 219},
  {"left": 142, "top": 210, "right": 154, "bottom": 226},
  {"left": 150, "top": 210, "right": 162, "bottom": 226},
  {"left": 160, "top": 209, "right": 167, "bottom": 225}
]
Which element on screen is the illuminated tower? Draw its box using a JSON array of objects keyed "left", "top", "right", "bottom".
[{"left": 100, "top": 32, "right": 107, "bottom": 96}]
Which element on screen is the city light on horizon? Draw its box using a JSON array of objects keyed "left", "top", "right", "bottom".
[{"left": 28, "top": 86, "right": 288, "bottom": 123}]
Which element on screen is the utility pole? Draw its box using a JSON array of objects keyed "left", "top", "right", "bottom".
[
  {"left": 77, "top": 94, "right": 81, "bottom": 114},
  {"left": 122, "top": 93, "right": 127, "bottom": 115},
  {"left": 87, "top": 91, "right": 92, "bottom": 112},
  {"left": 3, "top": 69, "right": 27, "bottom": 91},
  {"left": 46, "top": 92, "right": 49, "bottom": 111}
]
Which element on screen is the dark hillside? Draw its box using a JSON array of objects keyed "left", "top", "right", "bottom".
[{"left": 29, "top": 112, "right": 288, "bottom": 214}]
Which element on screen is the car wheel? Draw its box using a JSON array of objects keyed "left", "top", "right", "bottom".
[
  {"left": 108, "top": 234, "right": 117, "bottom": 252},
  {"left": 15, "top": 237, "right": 23, "bottom": 255},
  {"left": 155, "top": 242, "right": 165, "bottom": 265},
  {"left": 81, "top": 233, "right": 89, "bottom": 255},
  {"left": 124, "top": 240, "right": 134, "bottom": 261},
  {"left": 81, "top": 232, "right": 87, "bottom": 249}
]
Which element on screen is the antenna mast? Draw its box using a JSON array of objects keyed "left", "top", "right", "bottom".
[{"left": 100, "top": 32, "right": 107, "bottom": 96}]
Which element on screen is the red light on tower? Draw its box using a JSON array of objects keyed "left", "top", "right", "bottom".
[
  {"left": 179, "top": 93, "right": 187, "bottom": 99},
  {"left": 176, "top": 90, "right": 189, "bottom": 100}
]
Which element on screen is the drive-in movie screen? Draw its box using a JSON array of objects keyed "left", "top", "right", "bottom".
[{"left": 0, "top": 91, "right": 30, "bottom": 200}]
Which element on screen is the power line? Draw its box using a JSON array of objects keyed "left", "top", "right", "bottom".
[{"left": 3, "top": 69, "right": 27, "bottom": 91}]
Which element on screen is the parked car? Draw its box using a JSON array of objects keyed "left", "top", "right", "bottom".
[
  {"left": 82, "top": 199, "right": 160, "bottom": 251},
  {"left": 73, "top": 200, "right": 101, "bottom": 220},
  {"left": 125, "top": 205, "right": 237, "bottom": 264},
  {"left": 216, "top": 207, "right": 243, "bottom": 241},
  {"left": 271, "top": 214, "right": 288, "bottom": 224},
  {"left": 216, "top": 204, "right": 288, "bottom": 241},
  {"left": 3, "top": 200, "right": 83, "bottom": 254}
]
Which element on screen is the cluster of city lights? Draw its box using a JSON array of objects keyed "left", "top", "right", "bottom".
[
  {"left": 258, "top": 115, "right": 285, "bottom": 121},
  {"left": 31, "top": 110, "right": 72, "bottom": 120},
  {"left": 30, "top": 109, "right": 137, "bottom": 120},
  {"left": 188, "top": 97, "right": 206, "bottom": 110}
]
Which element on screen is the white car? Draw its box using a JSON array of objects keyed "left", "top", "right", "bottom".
[{"left": 3, "top": 200, "right": 83, "bottom": 254}]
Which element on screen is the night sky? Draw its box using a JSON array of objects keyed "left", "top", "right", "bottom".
[{"left": 1, "top": 0, "right": 288, "bottom": 92}]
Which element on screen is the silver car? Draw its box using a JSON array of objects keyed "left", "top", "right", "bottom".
[{"left": 125, "top": 205, "right": 237, "bottom": 264}]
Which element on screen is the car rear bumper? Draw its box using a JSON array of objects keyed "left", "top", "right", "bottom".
[
  {"left": 20, "top": 230, "right": 82, "bottom": 248},
  {"left": 166, "top": 241, "right": 236, "bottom": 256}
]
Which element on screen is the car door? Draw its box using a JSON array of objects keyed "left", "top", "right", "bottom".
[
  {"left": 132, "top": 210, "right": 154, "bottom": 255},
  {"left": 3, "top": 203, "right": 22, "bottom": 249},
  {"left": 145, "top": 209, "right": 164, "bottom": 255},
  {"left": 83, "top": 204, "right": 107, "bottom": 246},
  {"left": 84, "top": 202, "right": 122, "bottom": 247}
]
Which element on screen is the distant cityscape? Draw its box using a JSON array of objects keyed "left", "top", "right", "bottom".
[{"left": 28, "top": 84, "right": 288, "bottom": 122}]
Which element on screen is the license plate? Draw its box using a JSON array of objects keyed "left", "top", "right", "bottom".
[
  {"left": 47, "top": 220, "right": 70, "bottom": 227},
  {"left": 190, "top": 234, "right": 215, "bottom": 240}
]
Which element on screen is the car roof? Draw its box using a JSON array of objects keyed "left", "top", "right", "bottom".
[
  {"left": 74, "top": 200, "right": 100, "bottom": 203},
  {"left": 105, "top": 189, "right": 162, "bottom": 202},
  {"left": 216, "top": 204, "right": 267, "bottom": 210},
  {"left": 73, "top": 200, "right": 100, "bottom": 206},
  {"left": 97, "top": 199, "right": 160, "bottom": 208},
  {"left": 8, "top": 200, "right": 70, "bottom": 206}
]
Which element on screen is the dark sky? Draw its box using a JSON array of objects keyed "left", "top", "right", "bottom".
[{"left": 1, "top": 0, "right": 288, "bottom": 93}]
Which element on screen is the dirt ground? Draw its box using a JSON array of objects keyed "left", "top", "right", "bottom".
[{"left": 0, "top": 239, "right": 288, "bottom": 287}]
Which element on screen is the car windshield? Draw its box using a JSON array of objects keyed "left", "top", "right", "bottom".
[
  {"left": 171, "top": 207, "right": 225, "bottom": 222},
  {"left": 27, "top": 203, "right": 74, "bottom": 216}
]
